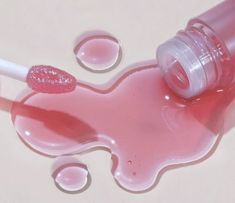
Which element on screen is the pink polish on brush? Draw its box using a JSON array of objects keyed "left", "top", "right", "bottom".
[
  {"left": 0, "top": 58, "right": 77, "bottom": 93},
  {"left": 157, "top": 0, "right": 235, "bottom": 98}
]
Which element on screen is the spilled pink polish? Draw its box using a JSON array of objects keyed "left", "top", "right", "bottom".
[
  {"left": 52, "top": 157, "right": 89, "bottom": 192},
  {"left": 7, "top": 0, "right": 235, "bottom": 193},
  {"left": 11, "top": 60, "right": 234, "bottom": 192},
  {"left": 74, "top": 31, "right": 121, "bottom": 72},
  {"left": 26, "top": 65, "right": 77, "bottom": 94}
]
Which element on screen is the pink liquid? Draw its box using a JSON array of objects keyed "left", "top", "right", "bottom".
[
  {"left": 52, "top": 156, "right": 89, "bottom": 193},
  {"left": 74, "top": 31, "right": 121, "bottom": 72},
  {"left": 11, "top": 60, "right": 234, "bottom": 192}
]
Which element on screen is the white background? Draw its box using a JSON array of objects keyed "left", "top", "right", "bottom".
[{"left": 0, "top": 0, "right": 235, "bottom": 202}]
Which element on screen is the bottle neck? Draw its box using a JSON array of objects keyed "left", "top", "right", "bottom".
[
  {"left": 185, "top": 21, "right": 234, "bottom": 87},
  {"left": 157, "top": 22, "right": 234, "bottom": 98}
]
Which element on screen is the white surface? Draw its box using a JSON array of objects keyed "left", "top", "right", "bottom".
[
  {"left": 0, "top": 58, "right": 28, "bottom": 81},
  {"left": 1, "top": 0, "right": 235, "bottom": 203}
]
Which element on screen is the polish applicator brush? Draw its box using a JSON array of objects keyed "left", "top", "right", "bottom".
[{"left": 0, "top": 58, "right": 77, "bottom": 93}]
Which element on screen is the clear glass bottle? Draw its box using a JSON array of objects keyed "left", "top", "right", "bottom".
[{"left": 157, "top": 0, "right": 235, "bottom": 98}]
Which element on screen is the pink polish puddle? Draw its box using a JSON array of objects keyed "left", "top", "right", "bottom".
[
  {"left": 11, "top": 60, "right": 234, "bottom": 192},
  {"left": 74, "top": 31, "right": 121, "bottom": 72},
  {"left": 27, "top": 65, "right": 77, "bottom": 94},
  {"left": 52, "top": 157, "right": 89, "bottom": 192}
]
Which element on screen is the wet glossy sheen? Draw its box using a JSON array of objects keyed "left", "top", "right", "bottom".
[
  {"left": 11, "top": 60, "right": 231, "bottom": 192},
  {"left": 74, "top": 31, "right": 121, "bottom": 72},
  {"left": 52, "top": 157, "right": 89, "bottom": 192}
]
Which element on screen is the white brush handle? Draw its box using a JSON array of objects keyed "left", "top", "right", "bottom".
[{"left": 0, "top": 58, "right": 29, "bottom": 81}]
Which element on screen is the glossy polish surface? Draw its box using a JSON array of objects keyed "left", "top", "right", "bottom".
[
  {"left": 11, "top": 60, "right": 232, "bottom": 192},
  {"left": 74, "top": 31, "right": 121, "bottom": 72},
  {"left": 52, "top": 157, "right": 89, "bottom": 192}
]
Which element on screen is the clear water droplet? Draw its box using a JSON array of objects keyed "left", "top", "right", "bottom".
[
  {"left": 52, "top": 157, "right": 90, "bottom": 193},
  {"left": 74, "top": 31, "right": 121, "bottom": 72}
]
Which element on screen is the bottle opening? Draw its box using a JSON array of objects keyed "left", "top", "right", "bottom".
[
  {"left": 157, "top": 38, "right": 208, "bottom": 99},
  {"left": 166, "top": 56, "right": 189, "bottom": 90}
]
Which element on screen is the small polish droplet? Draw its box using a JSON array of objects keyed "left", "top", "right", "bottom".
[
  {"left": 74, "top": 31, "right": 121, "bottom": 72},
  {"left": 52, "top": 157, "right": 89, "bottom": 193}
]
